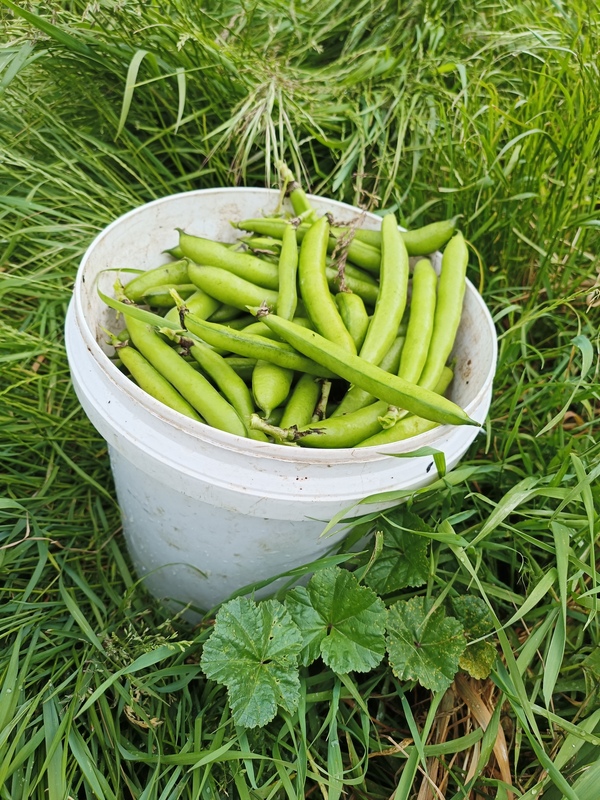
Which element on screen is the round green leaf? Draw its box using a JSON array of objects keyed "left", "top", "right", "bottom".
[
  {"left": 386, "top": 597, "right": 466, "bottom": 692},
  {"left": 285, "top": 567, "right": 386, "bottom": 673},
  {"left": 200, "top": 597, "right": 302, "bottom": 728}
]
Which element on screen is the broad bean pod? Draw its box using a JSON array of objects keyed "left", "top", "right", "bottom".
[
  {"left": 357, "top": 367, "right": 455, "bottom": 447},
  {"left": 252, "top": 360, "right": 295, "bottom": 417},
  {"left": 276, "top": 224, "right": 299, "bottom": 321},
  {"left": 298, "top": 216, "right": 357, "bottom": 354},
  {"left": 354, "top": 217, "right": 459, "bottom": 256},
  {"left": 182, "top": 312, "right": 336, "bottom": 378},
  {"left": 355, "top": 213, "right": 409, "bottom": 366},
  {"left": 279, "top": 373, "right": 322, "bottom": 429},
  {"left": 188, "top": 264, "right": 278, "bottom": 312},
  {"left": 178, "top": 230, "right": 279, "bottom": 290},
  {"left": 125, "top": 314, "right": 248, "bottom": 437},
  {"left": 116, "top": 339, "right": 202, "bottom": 422},
  {"left": 256, "top": 313, "right": 477, "bottom": 427},
  {"left": 184, "top": 336, "right": 266, "bottom": 441},
  {"left": 417, "top": 232, "right": 468, "bottom": 391},
  {"left": 397, "top": 258, "right": 437, "bottom": 385},
  {"left": 123, "top": 259, "right": 190, "bottom": 302},
  {"left": 335, "top": 292, "right": 370, "bottom": 351}
]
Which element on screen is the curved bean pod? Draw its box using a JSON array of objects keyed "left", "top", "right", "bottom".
[
  {"left": 257, "top": 313, "right": 477, "bottom": 427},
  {"left": 178, "top": 230, "right": 279, "bottom": 290},
  {"left": 117, "top": 341, "right": 202, "bottom": 422},
  {"left": 298, "top": 216, "right": 357, "bottom": 354},
  {"left": 397, "top": 258, "right": 437, "bottom": 385},
  {"left": 125, "top": 315, "right": 247, "bottom": 437},
  {"left": 188, "top": 264, "right": 278, "bottom": 312},
  {"left": 182, "top": 312, "right": 336, "bottom": 378},
  {"left": 357, "top": 367, "right": 455, "bottom": 447},
  {"left": 417, "top": 232, "right": 468, "bottom": 391},
  {"left": 123, "top": 259, "right": 190, "bottom": 302},
  {"left": 353, "top": 217, "right": 459, "bottom": 255}
]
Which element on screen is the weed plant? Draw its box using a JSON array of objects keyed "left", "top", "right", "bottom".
[{"left": 0, "top": 1, "right": 599, "bottom": 798}]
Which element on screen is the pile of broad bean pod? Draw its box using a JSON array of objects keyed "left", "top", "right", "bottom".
[{"left": 104, "top": 171, "right": 478, "bottom": 448}]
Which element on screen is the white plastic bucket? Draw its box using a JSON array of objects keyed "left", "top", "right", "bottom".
[{"left": 65, "top": 188, "right": 497, "bottom": 616}]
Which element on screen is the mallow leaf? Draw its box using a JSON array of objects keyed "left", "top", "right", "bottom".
[
  {"left": 450, "top": 595, "right": 497, "bottom": 679},
  {"left": 285, "top": 567, "right": 386, "bottom": 673},
  {"left": 450, "top": 595, "right": 495, "bottom": 639},
  {"left": 386, "top": 597, "right": 466, "bottom": 692},
  {"left": 459, "top": 640, "right": 498, "bottom": 679},
  {"left": 363, "top": 509, "right": 430, "bottom": 594},
  {"left": 200, "top": 597, "right": 302, "bottom": 728}
]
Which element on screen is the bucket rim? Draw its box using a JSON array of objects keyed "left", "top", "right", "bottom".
[{"left": 69, "top": 187, "right": 498, "bottom": 464}]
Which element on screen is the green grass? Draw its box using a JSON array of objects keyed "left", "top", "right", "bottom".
[{"left": 1, "top": 0, "right": 599, "bottom": 797}]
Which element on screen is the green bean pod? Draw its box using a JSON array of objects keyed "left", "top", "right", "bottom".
[
  {"left": 125, "top": 315, "right": 248, "bottom": 437},
  {"left": 123, "top": 259, "right": 190, "bottom": 302},
  {"left": 178, "top": 230, "right": 279, "bottom": 290},
  {"left": 357, "top": 367, "right": 455, "bottom": 447},
  {"left": 353, "top": 217, "right": 459, "bottom": 255},
  {"left": 299, "top": 216, "right": 357, "bottom": 355},
  {"left": 417, "top": 232, "right": 469, "bottom": 391},
  {"left": 330, "top": 335, "right": 405, "bottom": 417},
  {"left": 252, "top": 360, "right": 295, "bottom": 417},
  {"left": 208, "top": 304, "right": 244, "bottom": 323},
  {"left": 186, "top": 337, "right": 266, "bottom": 440},
  {"left": 140, "top": 283, "right": 197, "bottom": 308},
  {"left": 276, "top": 224, "right": 299, "bottom": 320},
  {"left": 357, "top": 213, "right": 409, "bottom": 365},
  {"left": 325, "top": 267, "right": 379, "bottom": 306},
  {"left": 117, "top": 341, "right": 203, "bottom": 422},
  {"left": 335, "top": 292, "right": 370, "bottom": 351},
  {"left": 279, "top": 373, "right": 322, "bottom": 429},
  {"left": 188, "top": 264, "right": 278, "bottom": 312},
  {"left": 397, "top": 258, "right": 438, "bottom": 385},
  {"left": 234, "top": 218, "right": 381, "bottom": 273},
  {"left": 163, "top": 288, "right": 221, "bottom": 325},
  {"left": 223, "top": 356, "right": 257, "bottom": 381},
  {"left": 296, "top": 399, "right": 389, "bottom": 448},
  {"left": 257, "top": 313, "right": 477, "bottom": 427},
  {"left": 182, "top": 312, "right": 336, "bottom": 378}
]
